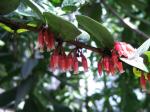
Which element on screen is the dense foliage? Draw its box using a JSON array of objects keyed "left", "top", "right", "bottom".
[{"left": 0, "top": 0, "right": 150, "bottom": 112}]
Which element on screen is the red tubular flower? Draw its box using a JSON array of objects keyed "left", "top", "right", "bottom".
[
  {"left": 73, "top": 57, "right": 78, "bottom": 74},
  {"left": 102, "top": 56, "right": 110, "bottom": 72},
  {"left": 58, "top": 55, "right": 66, "bottom": 72},
  {"left": 140, "top": 74, "right": 146, "bottom": 90},
  {"left": 49, "top": 49, "right": 59, "bottom": 72},
  {"left": 81, "top": 54, "right": 88, "bottom": 72},
  {"left": 37, "top": 29, "right": 44, "bottom": 51},
  {"left": 66, "top": 53, "right": 73, "bottom": 71},
  {"left": 116, "top": 61, "right": 124, "bottom": 74},
  {"left": 43, "top": 29, "right": 55, "bottom": 51},
  {"left": 53, "top": 50, "right": 59, "bottom": 69},
  {"left": 43, "top": 29, "right": 49, "bottom": 45},
  {"left": 109, "top": 59, "right": 115, "bottom": 75},
  {"left": 49, "top": 55, "right": 55, "bottom": 72},
  {"left": 47, "top": 31, "right": 55, "bottom": 51},
  {"left": 98, "top": 61, "right": 102, "bottom": 76},
  {"left": 111, "top": 51, "right": 118, "bottom": 64}
]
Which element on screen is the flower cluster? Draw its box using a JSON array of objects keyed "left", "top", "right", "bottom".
[
  {"left": 98, "top": 42, "right": 135, "bottom": 75},
  {"left": 37, "top": 28, "right": 88, "bottom": 74},
  {"left": 37, "top": 28, "right": 137, "bottom": 77},
  {"left": 49, "top": 47, "right": 88, "bottom": 74},
  {"left": 37, "top": 28, "right": 55, "bottom": 51}
]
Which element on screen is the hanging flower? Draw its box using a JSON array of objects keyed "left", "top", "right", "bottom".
[
  {"left": 37, "top": 29, "right": 44, "bottom": 51},
  {"left": 66, "top": 53, "right": 73, "bottom": 71},
  {"left": 49, "top": 49, "right": 59, "bottom": 72},
  {"left": 37, "top": 27, "right": 55, "bottom": 52},
  {"left": 98, "top": 61, "right": 102, "bottom": 75},
  {"left": 73, "top": 56, "right": 78, "bottom": 74},
  {"left": 81, "top": 53, "right": 88, "bottom": 72},
  {"left": 140, "top": 73, "right": 146, "bottom": 91},
  {"left": 58, "top": 54, "right": 67, "bottom": 72}
]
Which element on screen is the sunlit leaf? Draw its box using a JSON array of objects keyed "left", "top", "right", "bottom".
[
  {"left": 120, "top": 57, "right": 149, "bottom": 72},
  {"left": 17, "top": 29, "right": 28, "bottom": 33},
  {"left": 129, "top": 38, "right": 150, "bottom": 58},
  {"left": 0, "top": 23, "right": 14, "bottom": 33}
]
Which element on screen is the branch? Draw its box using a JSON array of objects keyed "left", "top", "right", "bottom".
[
  {"left": 101, "top": 0, "right": 150, "bottom": 39},
  {"left": 0, "top": 17, "right": 102, "bottom": 54},
  {"left": 0, "top": 17, "right": 39, "bottom": 31}
]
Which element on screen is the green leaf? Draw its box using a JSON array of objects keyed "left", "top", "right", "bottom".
[
  {"left": 62, "top": 5, "right": 77, "bottom": 12},
  {"left": 15, "top": 76, "right": 36, "bottom": 107},
  {"left": 22, "top": 0, "right": 45, "bottom": 21},
  {"left": 144, "top": 51, "right": 150, "bottom": 63},
  {"left": 51, "top": 0, "right": 62, "bottom": 4},
  {"left": 0, "top": 0, "right": 20, "bottom": 15},
  {"left": 79, "top": 3, "right": 102, "bottom": 21},
  {"left": 120, "top": 57, "right": 149, "bottom": 73},
  {"left": 0, "top": 22, "right": 14, "bottom": 33},
  {"left": 0, "top": 87, "right": 17, "bottom": 107},
  {"left": 76, "top": 15, "right": 114, "bottom": 49},
  {"left": 43, "top": 12, "right": 81, "bottom": 40}
]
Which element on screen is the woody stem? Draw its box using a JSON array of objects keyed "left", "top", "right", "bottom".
[{"left": 0, "top": 16, "right": 103, "bottom": 54}]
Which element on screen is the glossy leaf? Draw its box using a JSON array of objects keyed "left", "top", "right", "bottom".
[
  {"left": 43, "top": 12, "right": 81, "bottom": 40},
  {"left": 76, "top": 15, "right": 114, "bottom": 49}
]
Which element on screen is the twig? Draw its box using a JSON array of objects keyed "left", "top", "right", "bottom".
[
  {"left": 101, "top": 0, "right": 150, "bottom": 39},
  {"left": 0, "top": 16, "right": 102, "bottom": 54},
  {"left": 0, "top": 17, "right": 39, "bottom": 31}
]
